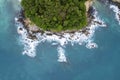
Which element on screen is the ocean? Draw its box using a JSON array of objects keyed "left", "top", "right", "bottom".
[{"left": 0, "top": 0, "right": 120, "bottom": 80}]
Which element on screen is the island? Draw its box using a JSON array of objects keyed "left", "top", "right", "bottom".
[
  {"left": 21, "top": 0, "right": 92, "bottom": 32},
  {"left": 16, "top": 0, "right": 107, "bottom": 58}
]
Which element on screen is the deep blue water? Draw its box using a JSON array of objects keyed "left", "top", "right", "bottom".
[{"left": 0, "top": 0, "right": 120, "bottom": 80}]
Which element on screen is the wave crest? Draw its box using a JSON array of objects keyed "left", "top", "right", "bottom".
[
  {"left": 57, "top": 47, "right": 67, "bottom": 62},
  {"left": 110, "top": 4, "right": 120, "bottom": 25}
]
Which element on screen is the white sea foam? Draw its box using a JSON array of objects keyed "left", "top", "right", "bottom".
[
  {"left": 86, "top": 42, "right": 98, "bottom": 49},
  {"left": 16, "top": 7, "right": 106, "bottom": 62},
  {"left": 15, "top": 18, "right": 39, "bottom": 58},
  {"left": 21, "top": 32, "right": 39, "bottom": 58},
  {"left": 57, "top": 46, "right": 67, "bottom": 62},
  {"left": 110, "top": 4, "right": 120, "bottom": 25}
]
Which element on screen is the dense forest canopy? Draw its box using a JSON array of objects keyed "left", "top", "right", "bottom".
[{"left": 21, "top": 0, "right": 87, "bottom": 32}]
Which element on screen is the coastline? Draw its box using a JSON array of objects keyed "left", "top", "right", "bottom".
[
  {"left": 1, "top": 0, "right": 120, "bottom": 79},
  {"left": 106, "top": 0, "right": 120, "bottom": 24},
  {"left": 21, "top": 0, "right": 95, "bottom": 32},
  {"left": 16, "top": 0, "right": 106, "bottom": 62},
  {"left": 17, "top": 0, "right": 96, "bottom": 38},
  {"left": 110, "top": 4, "right": 120, "bottom": 25},
  {"left": 111, "top": 0, "right": 120, "bottom": 8},
  {"left": 15, "top": 9, "right": 106, "bottom": 60},
  {"left": 85, "top": 0, "right": 93, "bottom": 12},
  {"left": 112, "top": 0, "right": 120, "bottom": 4}
]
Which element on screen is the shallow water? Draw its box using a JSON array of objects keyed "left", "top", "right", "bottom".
[{"left": 0, "top": 0, "right": 120, "bottom": 80}]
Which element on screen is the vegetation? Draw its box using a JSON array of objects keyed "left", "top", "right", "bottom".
[{"left": 21, "top": 0, "right": 87, "bottom": 32}]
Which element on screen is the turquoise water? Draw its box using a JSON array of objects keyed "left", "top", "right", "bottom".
[{"left": 0, "top": 0, "right": 120, "bottom": 80}]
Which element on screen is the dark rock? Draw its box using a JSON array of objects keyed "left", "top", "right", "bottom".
[
  {"left": 46, "top": 33, "right": 53, "bottom": 36},
  {"left": 19, "top": 27, "right": 23, "bottom": 31},
  {"left": 118, "top": 13, "right": 120, "bottom": 20},
  {"left": 28, "top": 34, "right": 37, "bottom": 40},
  {"left": 84, "top": 31, "right": 90, "bottom": 36},
  {"left": 94, "top": 21, "right": 102, "bottom": 25},
  {"left": 81, "top": 28, "right": 87, "bottom": 33},
  {"left": 88, "top": 6, "right": 95, "bottom": 16},
  {"left": 110, "top": 0, "right": 120, "bottom": 8},
  {"left": 17, "top": 18, "right": 25, "bottom": 24},
  {"left": 87, "top": 6, "right": 95, "bottom": 24}
]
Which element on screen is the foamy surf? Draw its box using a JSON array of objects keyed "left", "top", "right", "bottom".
[
  {"left": 57, "top": 46, "right": 67, "bottom": 63},
  {"left": 21, "top": 32, "right": 39, "bottom": 58},
  {"left": 110, "top": 4, "right": 120, "bottom": 25},
  {"left": 15, "top": 18, "right": 39, "bottom": 58},
  {"left": 86, "top": 42, "right": 98, "bottom": 49},
  {"left": 16, "top": 7, "right": 106, "bottom": 62}
]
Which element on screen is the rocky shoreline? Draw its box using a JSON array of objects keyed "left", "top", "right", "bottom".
[
  {"left": 112, "top": 0, "right": 120, "bottom": 3},
  {"left": 16, "top": 0, "right": 106, "bottom": 40},
  {"left": 112, "top": 0, "right": 120, "bottom": 8},
  {"left": 108, "top": 0, "right": 120, "bottom": 23},
  {"left": 16, "top": 0, "right": 120, "bottom": 41},
  {"left": 15, "top": 0, "right": 108, "bottom": 59},
  {"left": 98, "top": 0, "right": 120, "bottom": 22},
  {"left": 15, "top": 0, "right": 120, "bottom": 61}
]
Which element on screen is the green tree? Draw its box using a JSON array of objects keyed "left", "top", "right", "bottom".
[{"left": 21, "top": 0, "right": 87, "bottom": 32}]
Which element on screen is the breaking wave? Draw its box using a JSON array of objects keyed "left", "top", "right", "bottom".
[
  {"left": 57, "top": 46, "right": 67, "bottom": 63},
  {"left": 15, "top": 18, "right": 39, "bottom": 58},
  {"left": 110, "top": 4, "right": 120, "bottom": 25},
  {"left": 15, "top": 7, "right": 106, "bottom": 62}
]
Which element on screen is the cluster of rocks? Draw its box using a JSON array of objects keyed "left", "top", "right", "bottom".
[{"left": 16, "top": 9, "right": 44, "bottom": 39}]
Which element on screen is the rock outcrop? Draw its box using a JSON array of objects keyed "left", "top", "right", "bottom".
[
  {"left": 85, "top": 0, "right": 93, "bottom": 12},
  {"left": 112, "top": 0, "right": 120, "bottom": 3},
  {"left": 112, "top": 0, "right": 120, "bottom": 8}
]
